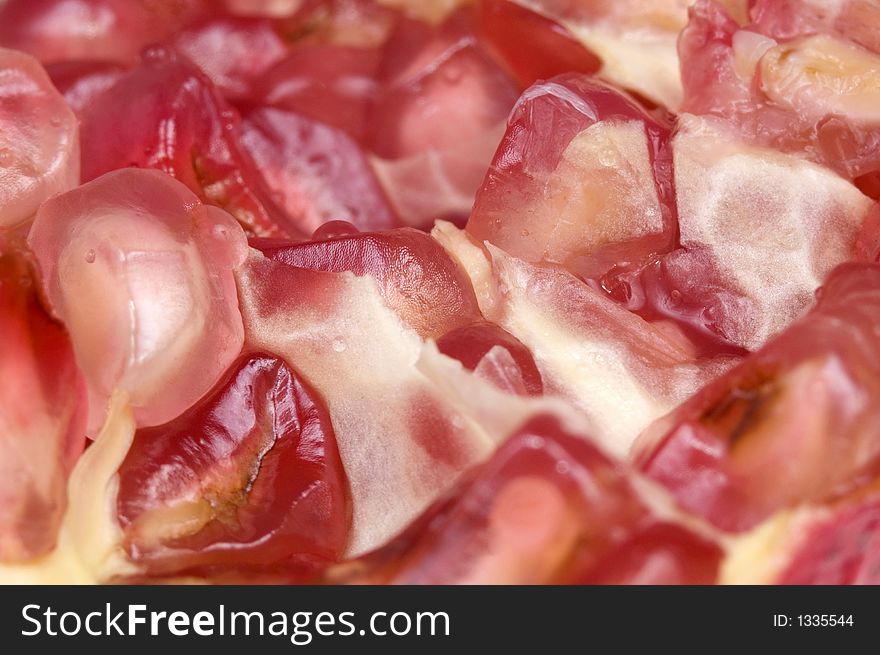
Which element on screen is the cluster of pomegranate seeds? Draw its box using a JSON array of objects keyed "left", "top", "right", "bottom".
[
  {"left": 1, "top": 0, "right": 879, "bottom": 585},
  {"left": 634, "top": 263, "right": 880, "bottom": 533},
  {"left": 328, "top": 415, "right": 723, "bottom": 584},
  {"left": 681, "top": 0, "right": 880, "bottom": 188}
]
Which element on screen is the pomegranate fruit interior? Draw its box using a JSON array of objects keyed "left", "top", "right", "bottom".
[{"left": 1, "top": 0, "right": 879, "bottom": 586}]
